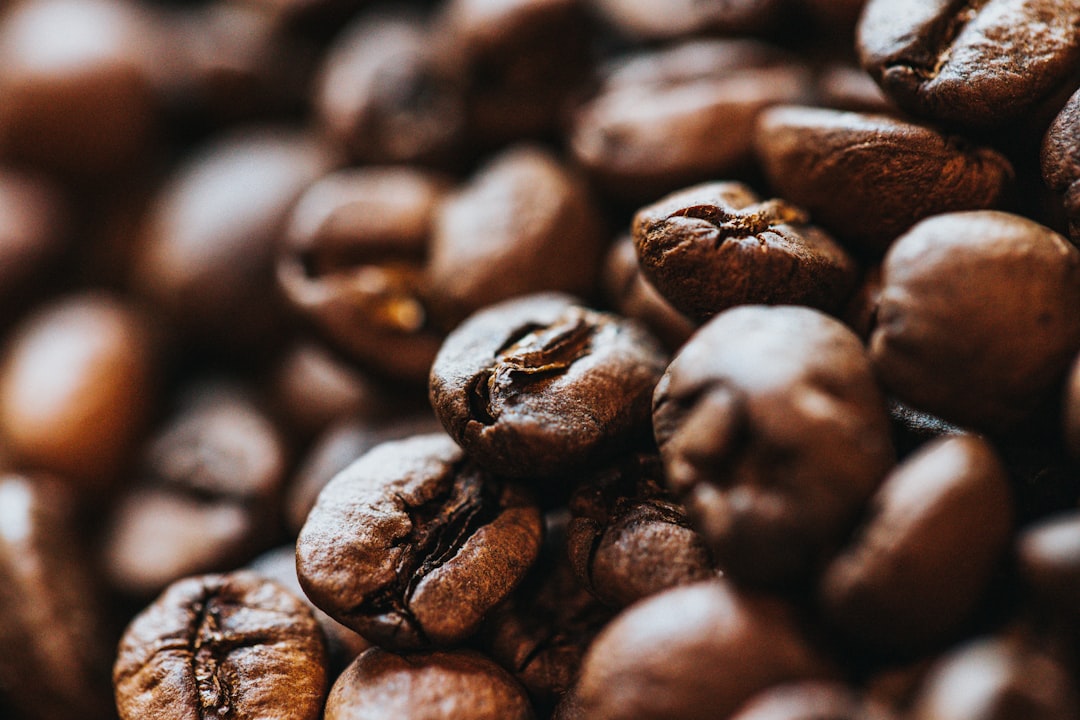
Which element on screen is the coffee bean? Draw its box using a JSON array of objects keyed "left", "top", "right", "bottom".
[
  {"left": 1016, "top": 511, "right": 1080, "bottom": 623},
  {"left": 592, "top": 0, "right": 782, "bottom": 39},
  {"left": 632, "top": 182, "right": 857, "bottom": 321},
  {"left": 728, "top": 682, "right": 871, "bottom": 720},
  {"left": 113, "top": 571, "right": 327, "bottom": 720},
  {"left": 869, "top": 211, "right": 1080, "bottom": 433},
  {"left": 566, "top": 453, "right": 715, "bottom": 607},
  {"left": 755, "top": 106, "right": 1014, "bottom": 252},
  {"left": 575, "top": 580, "right": 831, "bottom": 720},
  {"left": 1042, "top": 86, "right": 1080, "bottom": 242},
  {"left": 325, "top": 647, "right": 534, "bottom": 720},
  {"left": 653, "top": 305, "right": 894, "bottom": 587},
  {"left": 857, "top": 0, "right": 1080, "bottom": 128},
  {"left": 0, "top": 171, "right": 68, "bottom": 315},
  {"left": 429, "top": 293, "right": 666, "bottom": 479},
  {"left": 819, "top": 435, "right": 1012, "bottom": 656},
  {"left": 296, "top": 434, "right": 542, "bottom": 649}
]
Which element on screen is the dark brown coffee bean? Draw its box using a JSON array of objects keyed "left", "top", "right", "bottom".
[
  {"left": 819, "top": 435, "right": 1012, "bottom": 656},
  {"left": 570, "top": 40, "right": 811, "bottom": 200},
  {"left": 566, "top": 453, "right": 715, "bottom": 608},
  {"left": 0, "top": 474, "right": 116, "bottom": 720},
  {"left": 602, "top": 234, "right": 697, "bottom": 352},
  {"left": 869, "top": 211, "right": 1080, "bottom": 433},
  {"left": 0, "top": 171, "right": 68, "bottom": 314},
  {"left": 857, "top": 0, "right": 1080, "bottom": 128},
  {"left": 1042, "top": 86, "right": 1080, "bottom": 242},
  {"left": 0, "top": 0, "right": 160, "bottom": 177},
  {"left": 908, "top": 631, "right": 1079, "bottom": 720},
  {"left": 755, "top": 106, "right": 1014, "bottom": 252},
  {"left": 278, "top": 166, "right": 449, "bottom": 383},
  {"left": 0, "top": 293, "right": 158, "bottom": 488},
  {"left": 575, "top": 580, "right": 831, "bottom": 720},
  {"left": 729, "top": 682, "right": 872, "bottom": 720},
  {"left": 429, "top": 293, "right": 666, "bottom": 479},
  {"left": 296, "top": 434, "right": 543, "bottom": 649},
  {"left": 427, "top": 146, "right": 605, "bottom": 331},
  {"left": 632, "top": 182, "right": 857, "bottom": 321},
  {"left": 591, "top": 0, "right": 783, "bottom": 39},
  {"left": 132, "top": 129, "right": 333, "bottom": 351},
  {"left": 1016, "top": 511, "right": 1080, "bottom": 623},
  {"left": 315, "top": 14, "right": 466, "bottom": 166},
  {"left": 103, "top": 384, "right": 288, "bottom": 597},
  {"left": 113, "top": 571, "right": 327, "bottom": 720},
  {"left": 325, "top": 648, "right": 534, "bottom": 720},
  {"left": 653, "top": 305, "right": 894, "bottom": 587}
]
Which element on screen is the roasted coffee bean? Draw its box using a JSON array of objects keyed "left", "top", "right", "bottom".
[
  {"left": 0, "top": 0, "right": 160, "bottom": 177},
  {"left": 601, "top": 234, "right": 697, "bottom": 352},
  {"left": 0, "top": 171, "right": 68, "bottom": 315},
  {"left": 325, "top": 648, "right": 534, "bottom": 720},
  {"left": 1042, "top": 86, "right": 1080, "bottom": 241},
  {"left": 315, "top": 14, "right": 466, "bottom": 166},
  {"left": 869, "top": 211, "right": 1080, "bottom": 434},
  {"left": 728, "top": 682, "right": 874, "bottom": 720},
  {"left": 819, "top": 435, "right": 1012, "bottom": 657},
  {"left": 591, "top": 0, "right": 783, "bottom": 39},
  {"left": 1016, "top": 511, "right": 1080, "bottom": 623},
  {"left": 755, "top": 106, "right": 1014, "bottom": 252},
  {"left": 0, "top": 293, "right": 158, "bottom": 488},
  {"left": 278, "top": 166, "right": 449, "bottom": 383},
  {"left": 0, "top": 474, "right": 116, "bottom": 720},
  {"left": 427, "top": 146, "right": 605, "bottom": 330},
  {"left": 632, "top": 182, "right": 857, "bottom": 321},
  {"left": 132, "top": 129, "right": 333, "bottom": 351},
  {"left": 113, "top": 571, "right": 327, "bottom": 720},
  {"left": 857, "top": 0, "right": 1080, "bottom": 128},
  {"left": 103, "top": 384, "right": 288, "bottom": 597},
  {"left": 248, "top": 546, "right": 370, "bottom": 668},
  {"left": 570, "top": 40, "right": 811, "bottom": 200},
  {"left": 430, "top": 293, "right": 666, "bottom": 480},
  {"left": 653, "top": 305, "right": 894, "bottom": 587},
  {"left": 907, "top": 630, "right": 1079, "bottom": 720},
  {"left": 575, "top": 580, "right": 831, "bottom": 720},
  {"left": 296, "top": 434, "right": 543, "bottom": 649},
  {"left": 566, "top": 453, "right": 715, "bottom": 607}
]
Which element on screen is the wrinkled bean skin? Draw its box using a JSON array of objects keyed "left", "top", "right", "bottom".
[
  {"left": 113, "top": 571, "right": 327, "bottom": 720},
  {"left": 430, "top": 294, "right": 667, "bottom": 480},
  {"left": 1042, "top": 87, "right": 1080, "bottom": 241},
  {"left": 296, "top": 434, "right": 543, "bottom": 649}
]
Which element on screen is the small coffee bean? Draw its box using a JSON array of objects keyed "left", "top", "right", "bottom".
[
  {"left": 857, "top": 0, "right": 1080, "bottom": 128},
  {"left": 869, "top": 211, "right": 1080, "bottom": 433},
  {"left": 296, "top": 434, "right": 543, "bottom": 649},
  {"left": 819, "top": 435, "right": 1012, "bottom": 656},
  {"left": 566, "top": 453, "right": 715, "bottom": 607},
  {"left": 113, "top": 571, "right": 327, "bottom": 720},
  {"left": 429, "top": 293, "right": 666, "bottom": 479},
  {"left": 591, "top": 0, "right": 783, "bottom": 39},
  {"left": 632, "top": 182, "right": 857, "bottom": 321},
  {"left": 728, "top": 682, "right": 871, "bottom": 720},
  {"left": 324, "top": 648, "right": 534, "bottom": 720},
  {"left": 755, "top": 106, "right": 1014, "bottom": 252},
  {"left": 1016, "top": 511, "right": 1080, "bottom": 623},
  {"left": 575, "top": 579, "right": 831, "bottom": 720},
  {"left": 1041, "top": 86, "right": 1080, "bottom": 242},
  {"left": 653, "top": 305, "right": 894, "bottom": 587}
]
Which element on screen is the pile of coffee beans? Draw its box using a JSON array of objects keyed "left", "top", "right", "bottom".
[{"left": 1, "top": 0, "right": 1080, "bottom": 718}]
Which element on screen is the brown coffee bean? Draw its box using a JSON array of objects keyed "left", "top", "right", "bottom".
[
  {"left": 113, "top": 571, "right": 327, "bottom": 720},
  {"left": 632, "top": 182, "right": 857, "bottom": 321},
  {"left": 0, "top": 0, "right": 160, "bottom": 177},
  {"left": 132, "top": 129, "right": 333, "bottom": 351},
  {"left": 1042, "top": 86, "right": 1080, "bottom": 242},
  {"left": 427, "top": 146, "right": 605, "bottom": 330},
  {"left": 653, "top": 305, "right": 894, "bottom": 587},
  {"left": 315, "top": 14, "right": 466, "bottom": 166},
  {"left": 591, "top": 0, "right": 783, "bottom": 39},
  {"left": 325, "top": 648, "right": 534, "bottom": 720},
  {"left": 869, "top": 211, "right": 1080, "bottom": 433},
  {"left": 575, "top": 580, "right": 831, "bottom": 720},
  {"left": 102, "top": 383, "right": 288, "bottom": 597},
  {"left": 0, "top": 474, "right": 116, "bottom": 720},
  {"left": 729, "top": 682, "right": 873, "bottom": 720},
  {"left": 0, "top": 171, "right": 68, "bottom": 314},
  {"left": 819, "top": 435, "right": 1012, "bottom": 656},
  {"left": 296, "top": 434, "right": 543, "bottom": 649},
  {"left": 566, "top": 453, "right": 715, "bottom": 608},
  {"left": 1016, "top": 511, "right": 1080, "bottom": 623},
  {"left": 755, "top": 106, "right": 1014, "bottom": 252},
  {"left": 857, "top": 0, "right": 1080, "bottom": 128},
  {"left": 0, "top": 293, "right": 157, "bottom": 488},
  {"left": 570, "top": 40, "right": 811, "bottom": 200},
  {"left": 278, "top": 166, "right": 450, "bottom": 383},
  {"left": 429, "top": 293, "right": 666, "bottom": 480}
]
